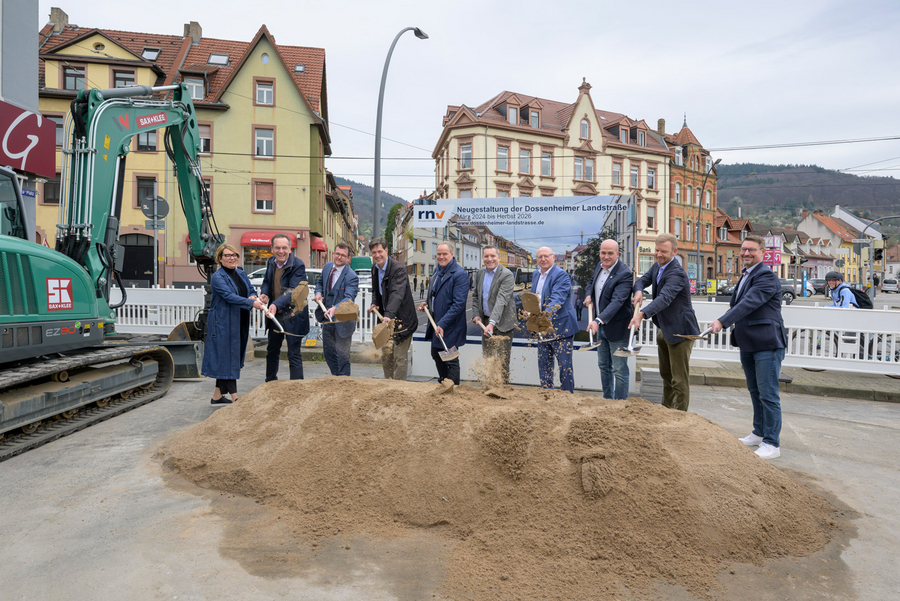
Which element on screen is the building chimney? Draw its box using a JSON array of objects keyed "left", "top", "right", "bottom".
[
  {"left": 802, "top": 209, "right": 808, "bottom": 220},
  {"left": 50, "top": 7, "right": 69, "bottom": 33},
  {"left": 657, "top": 118, "right": 665, "bottom": 136},
  {"left": 738, "top": 207, "right": 742, "bottom": 218},
  {"left": 183, "top": 21, "right": 202, "bottom": 45}
]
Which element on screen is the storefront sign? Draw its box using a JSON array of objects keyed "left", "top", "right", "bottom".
[{"left": 0, "top": 99, "right": 56, "bottom": 178}]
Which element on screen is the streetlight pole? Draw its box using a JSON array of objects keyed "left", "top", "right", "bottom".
[
  {"left": 373, "top": 26, "right": 428, "bottom": 240},
  {"left": 697, "top": 157, "right": 721, "bottom": 292}
]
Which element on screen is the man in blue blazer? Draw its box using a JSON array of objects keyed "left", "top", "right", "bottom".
[
  {"left": 258, "top": 233, "right": 310, "bottom": 381},
  {"left": 630, "top": 233, "right": 700, "bottom": 411},
  {"left": 314, "top": 242, "right": 359, "bottom": 376},
  {"left": 419, "top": 242, "right": 469, "bottom": 385},
  {"left": 531, "top": 247, "right": 578, "bottom": 393},
  {"left": 585, "top": 239, "right": 634, "bottom": 399},
  {"left": 710, "top": 234, "right": 786, "bottom": 460}
]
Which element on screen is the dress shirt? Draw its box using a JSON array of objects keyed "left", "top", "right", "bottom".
[
  {"left": 735, "top": 262, "right": 762, "bottom": 298},
  {"left": 375, "top": 262, "right": 387, "bottom": 296},
  {"left": 536, "top": 268, "right": 551, "bottom": 304},
  {"left": 594, "top": 266, "right": 611, "bottom": 324},
  {"left": 481, "top": 267, "right": 496, "bottom": 320},
  {"left": 656, "top": 259, "right": 671, "bottom": 283},
  {"left": 328, "top": 264, "right": 345, "bottom": 292}
]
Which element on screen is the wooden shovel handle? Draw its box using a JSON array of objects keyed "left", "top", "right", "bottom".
[
  {"left": 632, "top": 302, "right": 642, "bottom": 320},
  {"left": 371, "top": 307, "right": 384, "bottom": 322},
  {"left": 476, "top": 320, "right": 491, "bottom": 336},
  {"left": 317, "top": 300, "right": 333, "bottom": 322},
  {"left": 423, "top": 305, "right": 439, "bottom": 331}
]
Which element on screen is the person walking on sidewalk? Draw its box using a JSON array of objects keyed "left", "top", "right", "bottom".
[
  {"left": 314, "top": 242, "right": 359, "bottom": 376},
  {"left": 630, "top": 233, "right": 700, "bottom": 411},
  {"left": 710, "top": 234, "right": 786, "bottom": 460}
]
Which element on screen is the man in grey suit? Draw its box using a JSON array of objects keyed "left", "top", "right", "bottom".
[
  {"left": 630, "top": 233, "right": 700, "bottom": 411},
  {"left": 471, "top": 245, "right": 517, "bottom": 383},
  {"left": 314, "top": 242, "right": 359, "bottom": 376}
]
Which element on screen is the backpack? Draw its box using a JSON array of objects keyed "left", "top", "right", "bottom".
[{"left": 839, "top": 284, "right": 873, "bottom": 309}]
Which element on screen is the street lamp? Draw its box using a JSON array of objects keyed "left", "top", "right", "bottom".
[
  {"left": 697, "top": 157, "right": 721, "bottom": 291},
  {"left": 373, "top": 27, "right": 429, "bottom": 239}
]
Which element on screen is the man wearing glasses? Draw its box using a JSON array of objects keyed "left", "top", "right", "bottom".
[
  {"left": 314, "top": 242, "right": 359, "bottom": 376},
  {"left": 710, "top": 234, "right": 786, "bottom": 460},
  {"left": 258, "top": 233, "right": 309, "bottom": 381}
]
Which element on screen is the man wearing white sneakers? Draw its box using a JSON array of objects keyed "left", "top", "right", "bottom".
[{"left": 710, "top": 234, "right": 786, "bottom": 460}]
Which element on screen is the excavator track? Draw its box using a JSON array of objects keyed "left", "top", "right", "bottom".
[{"left": 0, "top": 345, "right": 174, "bottom": 463}]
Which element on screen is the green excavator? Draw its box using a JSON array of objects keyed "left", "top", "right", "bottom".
[{"left": 0, "top": 83, "right": 223, "bottom": 460}]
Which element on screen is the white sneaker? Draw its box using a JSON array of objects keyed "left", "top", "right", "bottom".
[
  {"left": 755, "top": 442, "right": 781, "bottom": 459},
  {"left": 739, "top": 433, "right": 763, "bottom": 446}
]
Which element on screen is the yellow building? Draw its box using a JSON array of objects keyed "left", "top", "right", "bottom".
[{"left": 37, "top": 10, "right": 333, "bottom": 285}]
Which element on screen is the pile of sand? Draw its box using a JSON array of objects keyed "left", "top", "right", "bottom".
[{"left": 160, "top": 379, "right": 838, "bottom": 599}]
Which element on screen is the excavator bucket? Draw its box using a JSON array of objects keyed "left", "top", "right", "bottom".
[{"left": 164, "top": 322, "right": 204, "bottom": 378}]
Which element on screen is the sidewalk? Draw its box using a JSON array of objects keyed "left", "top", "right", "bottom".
[{"left": 258, "top": 340, "right": 900, "bottom": 403}]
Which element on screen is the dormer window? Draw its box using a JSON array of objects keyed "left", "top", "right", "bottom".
[
  {"left": 507, "top": 107, "right": 517, "bottom": 125},
  {"left": 184, "top": 77, "right": 204, "bottom": 100},
  {"left": 675, "top": 146, "right": 683, "bottom": 166},
  {"left": 208, "top": 53, "right": 229, "bottom": 65},
  {"left": 638, "top": 131, "right": 645, "bottom": 146},
  {"left": 141, "top": 47, "right": 160, "bottom": 61},
  {"left": 580, "top": 119, "right": 589, "bottom": 138},
  {"left": 620, "top": 128, "right": 628, "bottom": 143},
  {"left": 530, "top": 110, "right": 539, "bottom": 128}
]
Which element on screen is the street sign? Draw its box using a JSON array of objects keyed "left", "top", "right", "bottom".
[
  {"left": 764, "top": 235, "right": 779, "bottom": 248},
  {"left": 851, "top": 238, "right": 869, "bottom": 243},
  {"left": 763, "top": 248, "right": 781, "bottom": 266},
  {"left": 145, "top": 219, "right": 165, "bottom": 230},
  {"left": 140, "top": 196, "right": 170, "bottom": 219}
]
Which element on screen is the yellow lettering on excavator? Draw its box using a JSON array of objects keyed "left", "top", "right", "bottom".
[{"left": 103, "top": 135, "right": 110, "bottom": 150}]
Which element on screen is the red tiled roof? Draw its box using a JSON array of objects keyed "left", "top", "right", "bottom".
[
  {"left": 672, "top": 125, "right": 702, "bottom": 147},
  {"left": 812, "top": 213, "right": 860, "bottom": 242},
  {"left": 885, "top": 245, "right": 900, "bottom": 262}
]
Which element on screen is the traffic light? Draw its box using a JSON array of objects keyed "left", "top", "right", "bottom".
[
  {"left": 790, "top": 256, "right": 796, "bottom": 265},
  {"left": 800, "top": 256, "right": 808, "bottom": 264},
  {"left": 874, "top": 248, "right": 884, "bottom": 261}
]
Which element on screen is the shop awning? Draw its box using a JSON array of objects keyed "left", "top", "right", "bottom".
[
  {"left": 240, "top": 232, "right": 296, "bottom": 248},
  {"left": 310, "top": 236, "right": 328, "bottom": 252}
]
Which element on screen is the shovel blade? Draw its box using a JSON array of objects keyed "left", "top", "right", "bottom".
[
  {"left": 613, "top": 345, "right": 642, "bottom": 357},
  {"left": 439, "top": 346, "right": 460, "bottom": 362},
  {"left": 577, "top": 342, "right": 603, "bottom": 352}
]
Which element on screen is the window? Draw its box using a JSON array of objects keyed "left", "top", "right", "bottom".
[
  {"left": 705, "top": 224, "right": 711, "bottom": 243},
  {"left": 199, "top": 124, "right": 211, "bottom": 154},
  {"left": 460, "top": 144, "right": 472, "bottom": 169},
  {"left": 43, "top": 174, "right": 61, "bottom": 204},
  {"left": 519, "top": 191, "right": 532, "bottom": 197},
  {"left": 184, "top": 77, "right": 204, "bottom": 100},
  {"left": 497, "top": 190, "right": 509, "bottom": 198},
  {"left": 254, "top": 182, "right": 274, "bottom": 212},
  {"left": 675, "top": 146, "right": 683, "bottom": 166},
  {"left": 255, "top": 128, "right": 274, "bottom": 157},
  {"left": 686, "top": 221, "right": 692, "bottom": 241},
  {"left": 612, "top": 163, "right": 622, "bottom": 186},
  {"left": 459, "top": 189, "right": 473, "bottom": 198},
  {"left": 541, "top": 152, "right": 552, "bottom": 177},
  {"left": 497, "top": 146, "right": 509, "bottom": 171},
  {"left": 519, "top": 149, "right": 531, "bottom": 174},
  {"left": 647, "top": 168, "right": 656, "bottom": 190},
  {"left": 530, "top": 110, "right": 539, "bottom": 128},
  {"left": 208, "top": 53, "right": 229, "bottom": 65},
  {"left": 46, "top": 115, "right": 64, "bottom": 146},
  {"left": 137, "top": 177, "right": 156, "bottom": 205},
  {"left": 675, "top": 183, "right": 681, "bottom": 203},
  {"left": 113, "top": 70, "right": 134, "bottom": 88},
  {"left": 675, "top": 218, "right": 682, "bottom": 239},
  {"left": 647, "top": 206, "right": 656, "bottom": 229},
  {"left": 686, "top": 187, "right": 692, "bottom": 205},
  {"left": 507, "top": 107, "right": 517, "bottom": 125},
  {"left": 706, "top": 156, "right": 712, "bottom": 172},
  {"left": 574, "top": 158, "right": 583, "bottom": 180},
  {"left": 141, "top": 47, "right": 160, "bottom": 60},
  {"left": 620, "top": 128, "right": 628, "bottom": 143},
  {"left": 630, "top": 166, "right": 639, "bottom": 187},
  {"left": 696, "top": 188, "right": 701, "bottom": 206},
  {"left": 585, "top": 158, "right": 594, "bottom": 181},
  {"left": 705, "top": 190, "right": 711, "bottom": 209},
  {"left": 63, "top": 66, "right": 85, "bottom": 90},
  {"left": 638, "top": 131, "right": 645, "bottom": 147},
  {"left": 256, "top": 81, "right": 273, "bottom": 105},
  {"left": 137, "top": 131, "right": 157, "bottom": 151},
  {"left": 640, "top": 254, "right": 653, "bottom": 273},
  {"left": 294, "top": 64, "right": 305, "bottom": 73},
  {"left": 580, "top": 119, "right": 589, "bottom": 138},
  {"left": 740, "top": 230, "right": 747, "bottom": 240}
]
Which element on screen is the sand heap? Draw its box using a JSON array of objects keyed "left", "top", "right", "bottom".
[{"left": 161, "top": 379, "right": 837, "bottom": 600}]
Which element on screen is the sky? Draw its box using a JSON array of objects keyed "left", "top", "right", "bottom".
[{"left": 37, "top": 0, "right": 900, "bottom": 204}]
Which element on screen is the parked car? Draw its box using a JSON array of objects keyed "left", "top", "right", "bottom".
[
  {"left": 882, "top": 278, "right": 899, "bottom": 293},
  {"left": 248, "top": 267, "right": 322, "bottom": 291},
  {"left": 809, "top": 278, "right": 827, "bottom": 295},
  {"left": 777, "top": 279, "right": 797, "bottom": 304}
]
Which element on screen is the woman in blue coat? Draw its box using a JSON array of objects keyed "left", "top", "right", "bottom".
[{"left": 201, "top": 244, "right": 266, "bottom": 406}]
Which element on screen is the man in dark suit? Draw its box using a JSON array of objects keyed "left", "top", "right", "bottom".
[
  {"left": 258, "top": 233, "right": 310, "bottom": 381},
  {"left": 419, "top": 242, "right": 469, "bottom": 385},
  {"left": 368, "top": 237, "right": 418, "bottom": 380},
  {"left": 314, "top": 242, "right": 359, "bottom": 376},
  {"left": 531, "top": 246, "right": 578, "bottom": 393},
  {"left": 630, "top": 233, "right": 700, "bottom": 410},
  {"left": 710, "top": 234, "right": 786, "bottom": 460},
  {"left": 471, "top": 244, "right": 517, "bottom": 383},
  {"left": 585, "top": 239, "right": 634, "bottom": 399}
]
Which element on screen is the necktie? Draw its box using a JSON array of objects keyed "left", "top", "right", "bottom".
[{"left": 329, "top": 267, "right": 337, "bottom": 292}]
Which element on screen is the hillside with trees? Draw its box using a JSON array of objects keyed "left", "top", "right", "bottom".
[{"left": 333, "top": 176, "right": 408, "bottom": 240}]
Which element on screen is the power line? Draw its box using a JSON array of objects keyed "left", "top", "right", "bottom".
[{"left": 710, "top": 135, "right": 900, "bottom": 152}]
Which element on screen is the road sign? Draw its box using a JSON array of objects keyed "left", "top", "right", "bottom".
[
  {"left": 145, "top": 219, "right": 165, "bottom": 230},
  {"left": 851, "top": 238, "right": 869, "bottom": 243},
  {"left": 140, "top": 196, "right": 170, "bottom": 219},
  {"left": 764, "top": 235, "right": 779, "bottom": 248},
  {"left": 763, "top": 248, "right": 781, "bottom": 266}
]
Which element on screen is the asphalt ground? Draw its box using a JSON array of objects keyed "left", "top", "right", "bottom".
[{"left": 1, "top": 358, "right": 898, "bottom": 600}]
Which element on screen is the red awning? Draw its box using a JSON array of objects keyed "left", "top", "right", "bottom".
[
  {"left": 310, "top": 236, "right": 328, "bottom": 252},
  {"left": 240, "top": 232, "right": 297, "bottom": 248}
]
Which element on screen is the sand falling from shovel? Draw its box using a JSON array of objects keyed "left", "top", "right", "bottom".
[{"left": 161, "top": 378, "right": 842, "bottom": 601}]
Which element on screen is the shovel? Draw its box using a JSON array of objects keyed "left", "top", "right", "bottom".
[
  {"left": 476, "top": 320, "right": 492, "bottom": 337},
  {"left": 423, "top": 305, "right": 460, "bottom": 362},
  {"left": 675, "top": 326, "right": 714, "bottom": 341},
  {"left": 613, "top": 304, "right": 644, "bottom": 358},
  {"left": 370, "top": 307, "right": 392, "bottom": 349},
  {"left": 577, "top": 302, "right": 603, "bottom": 351},
  {"left": 317, "top": 299, "right": 335, "bottom": 323}
]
